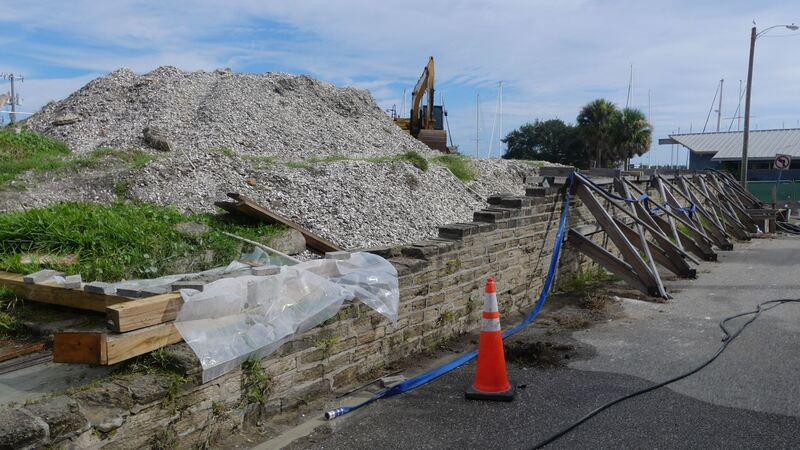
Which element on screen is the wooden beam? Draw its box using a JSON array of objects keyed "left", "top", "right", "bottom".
[
  {"left": 106, "top": 293, "right": 183, "bottom": 333},
  {"left": 215, "top": 193, "right": 343, "bottom": 254},
  {"left": 0, "top": 271, "right": 129, "bottom": 312},
  {"left": 615, "top": 178, "right": 667, "bottom": 298},
  {"left": 614, "top": 217, "right": 695, "bottom": 278},
  {"left": 53, "top": 322, "right": 182, "bottom": 365},
  {"left": 566, "top": 230, "right": 652, "bottom": 296},
  {"left": 574, "top": 179, "right": 659, "bottom": 292},
  {"left": 652, "top": 214, "right": 716, "bottom": 261}
]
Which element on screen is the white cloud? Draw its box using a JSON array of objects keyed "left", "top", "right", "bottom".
[{"left": 4, "top": 0, "right": 800, "bottom": 164}]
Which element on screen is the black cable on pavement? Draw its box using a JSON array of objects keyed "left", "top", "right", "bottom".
[{"left": 530, "top": 299, "right": 800, "bottom": 449}]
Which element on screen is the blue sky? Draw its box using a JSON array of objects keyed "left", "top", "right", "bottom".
[{"left": 2, "top": 0, "right": 800, "bottom": 165}]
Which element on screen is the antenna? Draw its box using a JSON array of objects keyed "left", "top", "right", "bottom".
[{"left": 1, "top": 73, "right": 24, "bottom": 124}]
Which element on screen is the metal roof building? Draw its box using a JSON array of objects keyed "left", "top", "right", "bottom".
[{"left": 664, "top": 128, "right": 800, "bottom": 161}]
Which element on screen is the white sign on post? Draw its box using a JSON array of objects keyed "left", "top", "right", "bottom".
[{"left": 774, "top": 153, "right": 792, "bottom": 170}]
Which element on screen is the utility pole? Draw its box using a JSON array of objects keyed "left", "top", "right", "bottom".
[
  {"left": 716, "top": 79, "right": 723, "bottom": 132},
  {"left": 475, "top": 93, "right": 480, "bottom": 157},
  {"left": 741, "top": 26, "right": 757, "bottom": 185},
  {"left": 2, "top": 73, "right": 24, "bottom": 124}
]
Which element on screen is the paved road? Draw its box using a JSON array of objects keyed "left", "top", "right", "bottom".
[{"left": 293, "top": 236, "right": 800, "bottom": 449}]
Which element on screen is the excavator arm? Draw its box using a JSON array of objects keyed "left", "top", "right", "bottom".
[{"left": 410, "top": 56, "right": 436, "bottom": 136}]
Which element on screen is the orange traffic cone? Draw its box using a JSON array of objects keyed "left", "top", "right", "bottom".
[{"left": 465, "top": 277, "right": 515, "bottom": 401}]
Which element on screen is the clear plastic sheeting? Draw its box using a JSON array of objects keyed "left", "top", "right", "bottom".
[
  {"left": 175, "top": 252, "right": 399, "bottom": 382},
  {"left": 299, "top": 252, "right": 400, "bottom": 322}
]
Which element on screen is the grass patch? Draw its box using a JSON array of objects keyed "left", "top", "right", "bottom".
[
  {"left": 0, "top": 287, "right": 24, "bottom": 338},
  {"left": 0, "top": 129, "right": 71, "bottom": 186},
  {"left": 71, "top": 147, "right": 155, "bottom": 169},
  {"left": 367, "top": 151, "right": 429, "bottom": 171},
  {"left": 558, "top": 266, "right": 616, "bottom": 294},
  {"left": 243, "top": 155, "right": 278, "bottom": 166},
  {"left": 242, "top": 359, "right": 273, "bottom": 405},
  {"left": 211, "top": 147, "right": 235, "bottom": 158},
  {"left": 432, "top": 154, "right": 477, "bottom": 182},
  {"left": 0, "top": 202, "right": 284, "bottom": 281}
]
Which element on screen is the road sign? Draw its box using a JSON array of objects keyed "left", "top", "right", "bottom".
[{"left": 774, "top": 154, "right": 792, "bottom": 170}]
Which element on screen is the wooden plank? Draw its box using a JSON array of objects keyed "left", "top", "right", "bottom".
[
  {"left": 0, "top": 341, "right": 45, "bottom": 363},
  {"left": 0, "top": 271, "right": 129, "bottom": 312},
  {"left": 566, "top": 230, "right": 652, "bottom": 296},
  {"left": 216, "top": 193, "right": 343, "bottom": 254},
  {"left": 106, "top": 293, "right": 183, "bottom": 333},
  {"left": 53, "top": 332, "right": 103, "bottom": 364},
  {"left": 105, "top": 323, "right": 182, "bottom": 365},
  {"left": 631, "top": 200, "right": 700, "bottom": 266},
  {"left": 52, "top": 322, "right": 182, "bottom": 365}
]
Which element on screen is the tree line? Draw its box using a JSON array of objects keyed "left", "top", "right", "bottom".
[{"left": 501, "top": 98, "right": 652, "bottom": 169}]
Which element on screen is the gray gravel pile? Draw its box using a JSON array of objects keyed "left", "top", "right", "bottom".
[
  {"left": 25, "top": 66, "right": 435, "bottom": 158},
  {"left": 10, "top": 67, "right": 553, "bottom": 248},
  {"left": 127, "top": 155, "right": 539, "bottom": 248}
]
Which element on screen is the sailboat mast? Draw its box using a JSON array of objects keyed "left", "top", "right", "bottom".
[
  {"left": 476, "top": 93, "right": 480, "bottom": 157},
  {"left": 716, "top": 79, "right": 724, "bottom": 132}
]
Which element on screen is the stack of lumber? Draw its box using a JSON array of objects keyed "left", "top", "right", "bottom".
[{"left": 0, "top": 271, "right": 186, "bottom": 365}]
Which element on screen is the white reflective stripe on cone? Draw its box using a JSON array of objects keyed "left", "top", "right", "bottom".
[
  {"left": 483, "top": 292, "right": 499, "bottom": 313},
  {"left": 482, "top": 318, "right": 501, "bottom": 332}
]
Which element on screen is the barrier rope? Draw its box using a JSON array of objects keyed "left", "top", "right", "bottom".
[{"left": 324, "top": 172, "right": 576, "bottom": 420}]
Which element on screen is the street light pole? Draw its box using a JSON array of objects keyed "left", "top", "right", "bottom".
[
  {"left": 740, "top": 23, "right": 799, "bottom": 186},
  {"left": 741, "top": 26, "right": 756, "bottom": 185}
]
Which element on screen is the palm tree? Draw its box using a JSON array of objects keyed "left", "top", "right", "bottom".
[
  {"left": 613, "top": 107, "right": 652, "bottom": 169},
  {"left": 576, "top": 99, "right": 618, "bottom": 167}
]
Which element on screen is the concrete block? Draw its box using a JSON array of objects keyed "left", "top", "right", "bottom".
[
  {"left": 171, "top": 281, "right": 204, "bottom": 292},
  {"left": 325, "top": 251, "right": 351, "bottom": 260},
  {"left": 62, "top": 274, "right": 82, "bottom": 289},
  {"left": 379, "top": 374, "right": 407, "bottom": 388},
  {"left": 116, "top": 287, "right": 142, "bottom": 298},
  {"left": 23, "top": 269, "right": 64, "bottom": 284},
  {"left": 140, "top": 286, "right": 169, "bottom": 297},
  {"left": 251, "top": 265, "right": 280, "bottom": 276},
  {"left": 84, "top": 282, "right": 116, "bottom": 295}
]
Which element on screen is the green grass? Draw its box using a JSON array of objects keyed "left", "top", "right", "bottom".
[
  {"left": 211, "top": 147, "right": 235, "bottom": 158},
  {"left": 432, "top": 154, "right": 478, "bottom": 182},
  {"left": 0, "top": 129, "right": 71, "bottom": 186},
  {"left": 0, "top": 202, "right": 284, "bottom": 281},
  {"left": 71, "top": 147, "right": 155, "bottom": 169},
  {"left": 373, "top": 151, "right": 429, "bottom": 171},
  {"left": 0, "top": 287, "right": 24, "bottom": 338},
  {"left": 282, "top": 151, "right": 430, "bottom": 172},
  {"left": 558, "top": 266, "right": 616, "bottom": 294},
  {"left": 0, "top": 129, "right": 158, "bottom": 188}
]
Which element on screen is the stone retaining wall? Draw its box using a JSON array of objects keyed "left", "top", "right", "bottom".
[{"left": 0, "top": 177, "right": 665, "bottom": 449}]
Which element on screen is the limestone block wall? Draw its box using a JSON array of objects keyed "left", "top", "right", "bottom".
[{"left": 0, "top": 177, "right": 666, "bottom": 449}]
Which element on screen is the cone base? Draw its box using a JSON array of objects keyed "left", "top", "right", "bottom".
[{"left": 465, "top": 383, "right": 515, "bottom": 402}]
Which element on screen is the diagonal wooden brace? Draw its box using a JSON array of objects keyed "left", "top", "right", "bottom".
[{"left": 566, "top": 229, "right": 658, "bottom": 297}]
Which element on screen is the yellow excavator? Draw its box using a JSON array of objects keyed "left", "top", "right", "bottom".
[{"left": 393, "top": 57, "right": 449, "bottom": 152}]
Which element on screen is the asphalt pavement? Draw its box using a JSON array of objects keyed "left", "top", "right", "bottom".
[{"left": 287, "top": 236, "right": 800, "bottom": 449}]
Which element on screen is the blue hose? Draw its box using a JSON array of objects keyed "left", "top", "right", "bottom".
[{"left": 325, "top": 173, "right": 576, "bottom": 420}]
